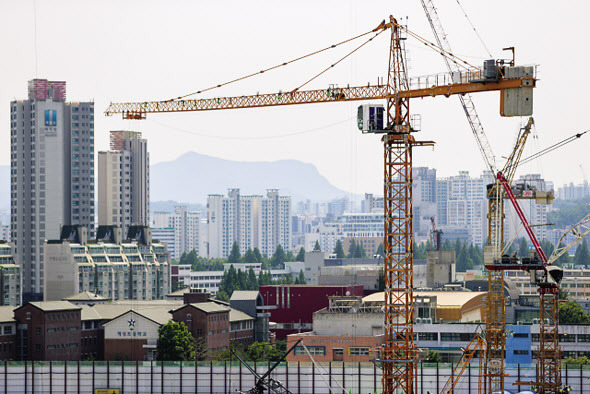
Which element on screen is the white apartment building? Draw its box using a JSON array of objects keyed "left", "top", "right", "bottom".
[
  {"left": 208, "top": 189, "right": 291, "bottom": 258},
  {"left": 98, "top": 131, "right": 150, "bottom": 236},
  {"left": 558, "top": 181, "right": 590, "bottom": 200},
  {"left": 151, "top": 208, "right": 201, "bottom": 260},
  {"left": 436, "top": 171, "right": 493, "bottom": 246},
  {"left": 506, "top": 267, "right": 590, "bottom": 300},
  {"left": 0, "top": 226, "right": 10, "bottom": 242},
  {"left": 10, "top": 79, "right": 95, "bottom": 301}
]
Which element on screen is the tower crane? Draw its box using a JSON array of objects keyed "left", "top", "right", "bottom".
[
  {"left": 417, "top": 1, "right": 538, "bottom": 391},
  {"left": 105, "top": 17, "right": 536, "bottom": 393}
]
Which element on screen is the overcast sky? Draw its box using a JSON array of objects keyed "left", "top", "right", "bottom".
[{"left": 2, "top": 0, "right": 589, "bottom": 197}]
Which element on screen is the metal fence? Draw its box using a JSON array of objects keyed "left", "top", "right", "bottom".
[{"left": 0, "top": 361, "right": 589, "bottom": 393}]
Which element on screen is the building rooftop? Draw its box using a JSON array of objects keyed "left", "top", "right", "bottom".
[
  {"left": 0, "top": 306, "right": 15, "bottom": 323},
  {"left": 362, "top": 291, "right": 487, "bottom": 307},
  {"left": 63, "top": 291, "right": 108, "bottom": 301},
  {"left": 189, "top": 302, "right": 231, "bottom": 314},
  {"left": 26, "top": 301, "right": 82, "bottom": 312},
  {"left": 230, "top": 308, "right": 254, "bottom": 322},
  {"left": 230, "top": 291, "right": 260, "bottom": 301}
]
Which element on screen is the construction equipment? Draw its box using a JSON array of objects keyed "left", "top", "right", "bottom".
[
  {"left": 105, "top": 17, "right": 536, "bottom": 393},
  {"left": 440, "top": 333, "right": 485, "bottom": 394},
  {"left": 231, "top": 339, "right": 302, "bottom": 394},
  {"left": 549, "top": 213, "right": 590, "bottom": 264},
  {"left": 429, "top": 217, "right": 442, "bottom": 251}
]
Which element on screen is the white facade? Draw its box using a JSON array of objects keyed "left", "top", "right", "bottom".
[
  {"left": 505, "top": 174, "right": 551, "bottom": 243},
  {"left": 207, "top": 189, "right": 291, "bottom": 258},
  {"left": 10, "top": 79, "right": 94, "bottom": 300},
  {"left": 98, "top": 131, "right": 149, "bottom": 237},
  {"left": 0, "top": 226, "right": 10, "bottom": 242},
  {"left": 436, "top": 171, "right": 493, "bottom": 246}
]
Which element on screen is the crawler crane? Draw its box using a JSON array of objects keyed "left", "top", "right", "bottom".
[{"left": 106, "top": 16, "right": 536, "bottom": 393}]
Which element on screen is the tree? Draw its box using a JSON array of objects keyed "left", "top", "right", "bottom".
[
  {"left": 574, "top": 239, "right": 590, "bottom": 267},
  {"left": 270, "top": 245, "right": 286, "bottom": 268},
  {"left": 296, "top": 247, "right": 305, "bottom": 262},
  {"left": 353, "top": 242, "right": 366, "bottom": 258},
  {"left": 313, "top": 241, "right": 321, "bottom": 252},
  {"left": 347, "top": 240, "right": 356, "bottom": 258},
  {"left": 219, "top": 265, "right": 238, "bottom": 296},
  {"left": 243, "top": 248, "right": 256, "bottom": 264},
  {"left": 253, "top": 248, "right": 264, "bottom": 264},
  {"left": 559, "top": 301, "right": 590, "bottom": 324},
  {"left": 157, "top": 321, "right": 196, "bottom": 361},
  {"left": 424, "top": 350, "right": 441, "bottom": 363},
  {"left": 563, "top": 356, "right": 590, "bottom": 365},
  {"left": 556, "top": 242, "right": 572, "bottom": 267},
  {"left": 376, "top": 243, "right": 384, "bottom": 256},
  {"left": 215, "top": 290, "right": 230, "bottom": 302},
  {"left": 194, "top": 336, "right": 210, "bottom": 361},
  {"left": 518, "top": 238, "right": 529, "bottom": 258},
  {"left": 295, "top": 270, "right": 306, "bottom": 285},
  {"left": 246, "top": 267, "right": 258, "bottom": 290},
  {"left": 333, "top": 240, "right": 346, "bottom": 258},
  {"left": 540, "top": 239, "right": 555, "bottom": 261},
  {"left": 376, "top": 268, "right": 385, "bottom": 291},
  {"left": 228, "top": 241, "right": 241, "bottom": 265}
]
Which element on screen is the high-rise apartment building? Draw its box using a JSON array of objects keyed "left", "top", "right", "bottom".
[
  {"left": 436, "top": 171, "right": 493, "bottom": 246},
  {"left": 98, "top": 131, "right": 149, "bottom": 236},
  {"left": 208, "top": 189, "right": 291, "bottom": 258},
  {"left": 150, "top": 208, "right": 201, "bottom": 260},
  {"left": 10, "top": 79, "right": 94, "bottom": 301}
]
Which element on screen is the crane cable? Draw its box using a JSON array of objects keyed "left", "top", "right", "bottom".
[
  {"left": 293, "top": 28, "right": 387, "bottom": 92},
  {"left": 170, "top": 24, "right": 389, "bottom": 102},
  {"left": 455, "top": 0, "right": 494, "bottom": 59},
  {"left": 392, "top": 21, "right": 478, "bottom": 71},
  {"left": 519, "top": 130, "right": 589, "bottom": 166}
]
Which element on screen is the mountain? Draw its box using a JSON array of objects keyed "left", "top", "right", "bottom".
[
  {"left": 0, "top": 153, "right": 351, "bottom": 212},
  {"left": 150, "top": 152, "right": 351, "bottom": 204}
]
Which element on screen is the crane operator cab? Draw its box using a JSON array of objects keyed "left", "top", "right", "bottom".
[{"left": 357, "top": 104, "right": 385, "bottom": 133}]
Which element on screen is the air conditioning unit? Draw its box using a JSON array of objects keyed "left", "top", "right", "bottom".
[
  {"left": 425, "top": 318, "right": 433, "bottom": 324},
  {"left": 415, "top": 318, "right": 423, "bottom": 324},
  {"left": 532, "top": 318, "right": 540, "bottom": 324},
  {"left": 517, "top": 321, "right": 523, "bottom": 325}
]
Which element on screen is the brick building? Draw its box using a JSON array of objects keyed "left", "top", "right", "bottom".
[
  {"left": 14, "top": 302, "right": 82, "bottom": 361},
  {"left": 172, "top": 303, "right": 230, "bottom": 355}
]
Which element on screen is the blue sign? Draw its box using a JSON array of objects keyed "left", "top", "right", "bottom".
[{"left": 44, "top": 110, "right": 57, "bottom": 126}]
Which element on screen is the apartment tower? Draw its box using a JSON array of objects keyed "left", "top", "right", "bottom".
[
  {"left": 98, "top": 131, "right": 149, "bottom": 237},
  {"left": 10, "top": 79, "right": 94, "bottom": 301}
]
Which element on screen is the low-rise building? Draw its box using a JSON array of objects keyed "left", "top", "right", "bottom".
[
  {"left": 0, "top": 243, "right": 21, "bottom": 306},
  {"left": 506, "top": 267, "right": 590, "bottom": 300},
  {"left": 172, "top": 303, "right": 230, "bottom": 355},
  {"left": 14, "top": 301, "right": 82, "bottom": 361},
  {"left": 259, "top": 285, "right": 364, "bottom": 339}
]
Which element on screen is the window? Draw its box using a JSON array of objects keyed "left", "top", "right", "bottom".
[
  {"left": 513, "top": 333, "right": 529, "bottom": 338},
  {"left": 333, "top": 348, "right": 343, "bottom": 355},
  {"left": 3, "top": 326, "right": 12, "bottom": 335},
  {"left": 349, "top": 347, "right": 370, "bottom": 356},
  {"left": 513, "top": 350, "right": 529, "bottom": 355},
  {"left": 294, "top": 346, "right": 325, "bottom": 356}
]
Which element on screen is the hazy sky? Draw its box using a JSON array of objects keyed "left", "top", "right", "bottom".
[{"left": 2, "top": 0, "right": 589, "bottom": 197}]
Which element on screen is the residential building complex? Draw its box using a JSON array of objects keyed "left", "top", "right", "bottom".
[
  {"left": 207, "top": 189, "right": 291, "bottom": 258},
  {"left": 43, "top": 225, "right": 170, "bottom": 301},
  {"left": 98, "top": 131, "right": 150, "bottom": 237},
  {"left": 10, "top": 79, "right": 95, "bottom": 302},
  {"left": 151, "top": 208, "right": 201, "bottom": 260}
]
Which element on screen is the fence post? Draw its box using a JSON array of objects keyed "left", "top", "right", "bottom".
[
  {"left": 239, "top": 358, "right": 242, "bottom": 391},
  {"left": 4, "top": 360, "right": 7, "bottom": 394},
  {"left": 151, "top": 361, "right": 154, "bottom": 394},
  {"left": 285, "top": 361, "right": 288, "bottom": 390},
  {"left": 298, "top": 362, "right": 300, "bottom": 392},
  {"left": 209, "top": 361, "right": 213, "bottom": 393},
  {"left": 24, "top": 361, "right": 27, "bottom": 394},
  {"left": 32, "top": 360, "right": 34, "bottom": 393},
  {"left": 180, "top": 361, "right": 183, "bottom": 394},
  {"left": 64, "top": 361, "right": 67, "bottom": 393},
  {"left": 224, "top": 361, "right": 227, "bottom": 393},
  {"left": 358, "top": 362, "right": 361, "bottom": 393},
  {"left": 468, "top": 363, "right": 471, "bottom": 393},
  {"left": 107, "top": 359, "right": 110, "bottom": 389},
  {"left": 312, "top": 359, "right": 315, "bottom": 393},
  {"left": 374, "top": 361, "right": 377, "bottom": 392},
  {"left": 162, "top": 361, "right": 165, "bottom": 394},
  {"left": 342, "top": 362, "right": 345, "bottom": 393},
  {"left": 436, "top": 362, "right": 439, "bottom": 394},
  {"left": 77, "top": 360, "right": 80, "bottom": 394},
  {"left": 92, "top": 360, "right": 95, "bottom": 393},
  {"left": 136, "top": 361, "right": 139, "bottom": 394},
  {"left": 194, "top": 360, "right": 197, "bottom": 394},
  {"left": 581, "top": 364, "right": 583, "bottom": 393},
  {"left": 49, "top": 360, "right": 52, "bottom": 393},
  {"left": 121, "top": 361, "right": 124, "bottom": 393},
  {"left": 450, "top": 362, "right": 453, "bottom": 394}
]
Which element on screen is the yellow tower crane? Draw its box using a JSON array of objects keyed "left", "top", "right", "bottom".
[{"left": 105, "top": 17, "right": 536, "bottom": 393}]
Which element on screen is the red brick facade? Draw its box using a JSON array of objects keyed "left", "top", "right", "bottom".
[{"left": 172, "top": 305, "right": 230, "bottom": 357}]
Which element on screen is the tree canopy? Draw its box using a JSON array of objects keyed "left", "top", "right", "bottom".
[
  {"left": 157, "top": 321, "right": 196, "bottom": 361},
  {"left": 333, "top": 240, "right": 346, "bottom": 258},
  {"left": 559, "top": 301, "right": 590, "bottom": 324}
]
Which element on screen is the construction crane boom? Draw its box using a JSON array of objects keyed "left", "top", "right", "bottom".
[
  {"left": 105, "top": 76, "right": 532, "bottom": 119},
  {"left": 440, "top": 333, "right": 485, "bottom": 394}
]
